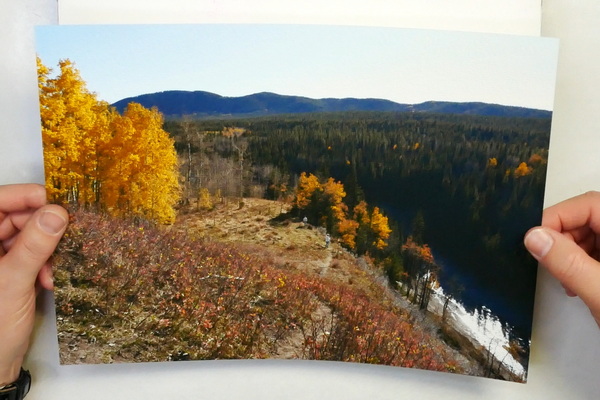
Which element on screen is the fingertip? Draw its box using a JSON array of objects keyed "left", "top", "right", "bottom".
[
  {"left": 27, "top": 184, "right": 49, "bottom": 206},
  {"left": 2, "top": 204, "right": 67, "bottom": 282},
  {"left": 15, "top": 183, "right": 48, "bottom": 209},
  {"left": 531, "top": 224, "right": 600, "bottom": 312},
  {"left": 38, "top": 264, "right": 55, "bottom": 291},
  {"left": 0, "top": 183, "right": 48, "bottom": 213},
  {"left": 37, "top": 207, "right": 68, "bottom": 236},
  {"left": 524, "top": 227, "right": 554, "bottom": 260}
]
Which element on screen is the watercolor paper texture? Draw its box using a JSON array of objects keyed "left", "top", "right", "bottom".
[{"left": 37, "top": 24, "right": 557, "bottom": 382}]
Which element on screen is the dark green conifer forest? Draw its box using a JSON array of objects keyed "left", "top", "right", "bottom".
[{"left": 165, "top": 110, "right": 550, "bottom": 342}]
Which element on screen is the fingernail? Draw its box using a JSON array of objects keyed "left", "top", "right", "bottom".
[
  {"left": 39, "top": 211, "right": 67, "bottom": 235},
  {"left": 524, "top": 228, "right": 554, "bottom": 259}
]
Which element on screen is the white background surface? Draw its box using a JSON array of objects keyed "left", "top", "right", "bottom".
[
  {"left": 1, "top": 0, "right": 600, "bottom": 398},
  {"left": 57, "top": 0, "right": 542, "bottom": 35}
]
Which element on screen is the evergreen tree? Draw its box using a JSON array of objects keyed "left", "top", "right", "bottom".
[{"left": 411, "top": 210, "right": 426, "bottom": 245}]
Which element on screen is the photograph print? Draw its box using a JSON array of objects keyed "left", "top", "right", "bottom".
[{"left": 35, "top": 24, "right": 558, "bottom": 381}]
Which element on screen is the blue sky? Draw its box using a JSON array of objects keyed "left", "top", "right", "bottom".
[{"left": 35, "top": 24, "right": 558, "bottom": 110}]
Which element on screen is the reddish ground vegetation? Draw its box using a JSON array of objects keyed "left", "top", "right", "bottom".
[{"left": 54, "top": 207, "right": 463, "bottom": 374}]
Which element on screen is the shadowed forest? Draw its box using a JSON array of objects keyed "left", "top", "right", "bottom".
[
  {"left": 164, "top": 111, "right": 548, "bottom": 341},
  {"left": 40, "top": 58, "right": 547, "bottom": 381}
]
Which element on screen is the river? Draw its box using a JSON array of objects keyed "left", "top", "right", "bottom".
[{"left": 427, "top": 283, "right": 527, "bottom": 380}]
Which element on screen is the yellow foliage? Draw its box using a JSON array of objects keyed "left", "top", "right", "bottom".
[
  {"left": 197, "top": 188, "right": 213, "bottom": 210},
  {"left": 487, "top": 157, "right": 498, "bottom": 167},
  {"left": 513, "top": 162, "right": 533, "bottom": 178},
  {"left": 293, "top": 173, "right": 393, "bottom": 252},
  {"left": 353, "top": 201, "right": 370, "bottom": 225},
  {"left": 105, "top": 103, "right": 180, "bottom": 224},
  {"left": 295, "top": 172, "right": 321, "bottom": 209},
  {"left": 222, "top": 126, "right": 247, "bottom": 137},
  {"left": 322, "top": 177, "right": 347, "bottom": 221},
  {"left": 38, "top": 57, "right": 180, "bottom": 224},
  {"left": 413, "top": 142, "right": 420, "bottom": 150},
  {"left": 337, "top": 218, "right": 360, "bottom": 249},
  {"left": 39, "top": 58, "right": 102, "bottom": 204},
  {"left": 370, "top": 207, "right": 392, "bottom": 249}
]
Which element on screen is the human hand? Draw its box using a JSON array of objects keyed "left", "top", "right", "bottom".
[
  {"left": 524, "top": 191, "right": 600, "bottom": 327},
  {"left": 0, "top": 184, "right": 68, "bottom": 386}
]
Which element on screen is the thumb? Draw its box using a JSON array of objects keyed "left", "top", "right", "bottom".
[
  {"left": 1, "top": 205, "right": 68, "bottom": 286},
  {"left": 524, "top": 227, "right": 600, "bottom": 313}
]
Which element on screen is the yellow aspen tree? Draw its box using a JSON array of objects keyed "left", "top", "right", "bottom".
[
  {"left": 353, "top": 201, "right": 370, "bottom": 225},
  {"left": 352, "top": 201, "right": 392, "bottom": 253},
  {"left": 197, "top": 188, "right": 213, "bottom": 211},
  {"left": 337, "top": 217, "right": 359, "bottom": 249},
  {"left": 100, "top": 109, "right": 137, "bottom": 214},
  {"left": 513, "top": 162, "right": 533, "bottom": 178},
  {"left": 38, "top": 58, "right": 101, "bottom": 204},
  {"left": 370, "top": 206, "right": 392, "bottom": 249},
  {"left": 38, "top": 57, "right": 62, "bottom": 200},
  {"left": 321, "top": 177, "right": 348, "bottom": 223},
  {"left": 487, "top": 157, "right": 498, "bottom": 168},
  {"left": 39, "top": 58, "right": 179, "bottom": 224},
  {"left": 104, "top": 103, "right": 180, "bottom": 224},
  {"left": 86, "top": 102, "right": 118, "bottom": 207},
  {"left": 295, "top": 172, "right": 321, "bottom": 209}
]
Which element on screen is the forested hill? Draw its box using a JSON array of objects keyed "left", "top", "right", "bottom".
[{"left": 111, "top": 90, "right": 552, "bottom": 119}]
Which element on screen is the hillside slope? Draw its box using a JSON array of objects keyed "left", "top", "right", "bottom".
[
  {"left": 54, "top": 198, "right": 486, "bottom": 376},
  {"left": 176, "top": 198, "right": 484, "bottom": 371}
]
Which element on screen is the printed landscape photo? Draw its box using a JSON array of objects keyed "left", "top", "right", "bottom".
[{"left": 36, "top": 24, "right": 558, "bottom": 381}]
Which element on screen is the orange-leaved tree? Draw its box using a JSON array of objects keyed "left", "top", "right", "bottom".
[
  {"left": 401, "top": 237, "right": 439, "bottom": 309},
  {"left": 513, "top": 162, "right": 533, "bottom": 178}
]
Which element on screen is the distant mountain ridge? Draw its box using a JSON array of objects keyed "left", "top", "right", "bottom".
[{"left": 111, "top": 90, "right": 552, "bottom": 119}]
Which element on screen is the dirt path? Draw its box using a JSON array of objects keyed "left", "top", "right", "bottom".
[
  {"left": 319, "top": 248, "right": 333, "bottom": 276},
  {"left": 175, "top": 199, "right": 345, "bottom": 358},
  {"left": 176, "top": 198, "right": 336, "bottom": 277},
  {"left": 175, "top": 198, "right": 482, "bottom": 373}
]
